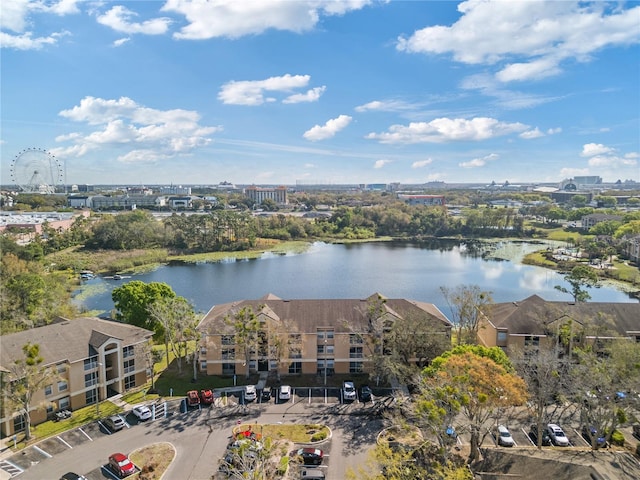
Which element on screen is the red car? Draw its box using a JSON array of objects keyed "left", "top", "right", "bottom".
[
  {"left": 187, "top": 390, "right": 200, "bottom": 407},
  {"left": 200, "top": 389, "right": 214, "bottom": 405},
  {"left": 108, "top": 453, "right": 135, "bottom": 478}
]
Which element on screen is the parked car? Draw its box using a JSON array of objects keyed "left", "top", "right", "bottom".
[
  {"left": 260, "top": 387, "right": 272, "bottom": 402},
  {"left": 279, "top": 385, "right": 292, "bottom": 401},
  {"left": 60, "top": 474, "right": 87, "bottom": 480},
  {"left": 295, "top": 448, "right": 324, "bottom": 465},
  {"left": 360, "top": 385, "right": 373, "bottom": 403},
  {"left": 245, "top": 385, "right": 257, "bottom": 402},
  {"left": 547, "top": 423, "right": 570, "bottom": 446},
  {"left": 444, "top": 425, "right": 458, "bottom": 444},
  {"left": 582, "top": 425, "right": 607, "bottom": 448},
  {"left": 132, "top": 405, "right": 152, "bottom": 421},
  {"left": 187, "top": 390, "right": 200, "bottom": 407},
  {"left": 342, "top": 381, "right": 357, "bottom": 401},
  {"left": 300, "top": 468, "right": 326, "bottom": 479},
  {"left": 200, "top": 389, "right": 214, "bottom": 405},
  {"left": 529, "top": 424, "right": 552, "bottom": 446},
  {"left": 497, "top": 425, "right": 515, "bottom": 447},
  {"left": 108, "top": 452, "right": 136, "bottom": 478},
  {"left": 104, "top": 415, "right": 125, "bottom": 432}
]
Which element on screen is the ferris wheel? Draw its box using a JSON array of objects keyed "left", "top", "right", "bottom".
[{"left": 10, "top": 148, "right": 64, "bottom": 194}]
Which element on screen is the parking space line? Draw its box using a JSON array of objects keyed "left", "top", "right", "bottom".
[
  {"left": 56, "top": 435, "right": 73, "bottom": 449},
  {"left": 79, "top": 427, "right": 93, "bottom": 441},
  {"left": 32, "top": 445, "right": 52, "bottom": 458},
  {"left": 0, "top": 459, "right": 24, "bottom": 477}
]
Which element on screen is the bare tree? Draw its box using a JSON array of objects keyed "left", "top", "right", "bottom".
[
  {"left": 225, "top": 306, "right": 262, "bottom": 379},
  {"left": 4, "top": 343, "right": 59, "bottom": 441},
  {"left": 440, "top": 285, "right": 492, "bottom": 345}
]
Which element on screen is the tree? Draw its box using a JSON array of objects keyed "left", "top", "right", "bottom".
[
  {"left": 147, "top": 296, "right": 197, "bottom": 375},
  {"left": 422, "top": 351, "right": 528, "bottom": 463},
  {"left": 554, "top": 265, "right": 600, "bottom": 303},
  {"left": 225, "top": 306, "right": 262, "bottom": 379},
  {"left": 112, "top": 281, "right": 176, "bottom": 332},
  {"left": 440, "top": 285, "right": 492, "bottom": 345},
  {"left": 4, "top": 343, "right": 59, "bottom": 441}
]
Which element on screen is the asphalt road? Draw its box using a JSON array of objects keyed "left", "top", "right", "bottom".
[{"left": 7, "top": 396, "right": 384, "bottom": 480}]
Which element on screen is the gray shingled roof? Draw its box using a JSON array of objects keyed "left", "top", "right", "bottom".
[
  {"left": 0, "top": 317, "right": 153, "bottom": 371},
  {"left": 198, "top": 293, "right": 452, "bottom": 335},
  {"left": 489, "top": 295, "right": 640, "bottom": 336}
]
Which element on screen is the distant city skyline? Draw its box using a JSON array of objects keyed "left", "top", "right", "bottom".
[{"left": 2, "top": 1, "right": 639, "bottom": 186}]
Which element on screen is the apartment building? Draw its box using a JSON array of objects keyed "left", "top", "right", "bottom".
[
  {"left": 244, "top": 185, "right": 288, "bottom": 205},
  {"left": 197, "top": 293, "right": 452, "bottom": 378},
  {"left": 0, "top": 317, "right": 153, "bottom": 437},
  {"left": 477, "top": 295, "right": 640, "bottom": 356}
]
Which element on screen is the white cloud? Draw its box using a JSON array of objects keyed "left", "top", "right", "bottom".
[
  {"left": 397, "top": 1, "right": 640, "bottom": 82},
  {"left": 374, "top": 159, "right": 391, "bottom": 169},
  {"left": 97, "top": 6, "right": 171, "bottom": 35},
  {"left": 162, "top": 0, "right": 373, "bottom": 40},
  {"left": 283, "top": 86, "right": 326, "bottom": 104},
  {"left": 519, "top": 128, "right": 544, "bottom": 139},
  {"left": 459, "top": 153, "right": 499, "bottom": 169},
  {"left": 303, "top": 115, "right": 352, "bottom": 141},
  {"left": 1, "top": 0, "right": 78, "bottom": 50},
  {"left": 219, "top": 74, "right": 316, "bottom": 106},
  {"left": 366, "top": 117, "right": 528, "bottom": 144},
  {"left": 588, "top": 155, "right": 638, "bottom": 168},
  {"left": 355, "top": 99, "right": 416, "bottom": 113},
  {"left": 581, "top": 143, "right": 614, "bottom": 157},
  {"left": 547, "top": 127, "right": 562, "bottom": 135},
  {"left": 113, "top": 37, "right": 130, "bottom": 47},
  {"left": 412, "top": 158, "right": 433, "bottom": 168},
  {"left": 53, "top": 96, "right": 220, "bottom": 163}
]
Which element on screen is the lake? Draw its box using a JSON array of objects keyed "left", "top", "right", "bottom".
[{"left": 74, "top": 240, "right": 638, "bottom": 317}]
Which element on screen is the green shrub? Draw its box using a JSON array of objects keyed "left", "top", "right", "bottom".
[
  {"left": 610, "top": 430, "right": 625, "bottom": 446},
  {"left": 311, "top": 431, "right": 327, "bottom": 442},
  {"left": 277, "top": 456, "right": 289, "bottom": 475}
]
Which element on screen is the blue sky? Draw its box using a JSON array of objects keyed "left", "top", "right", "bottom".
[{"left": 2, "top": 0, "right": 639, "bottom": 187}]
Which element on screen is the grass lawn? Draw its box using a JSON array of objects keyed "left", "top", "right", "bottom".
[
  {"left": 130, "top": 442, "right": 175, "bottom": 480},
  {"left": 234, "top": 423, "right": 330, "bottom": 443},
  {"left": 12, "top": 401, "right": 122, "bottom": 450}
]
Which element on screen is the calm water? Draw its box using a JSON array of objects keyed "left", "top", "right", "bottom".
[{"left": 75, "top": 241, "right": 638, "bottom": 317}]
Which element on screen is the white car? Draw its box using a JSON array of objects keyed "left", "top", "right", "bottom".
[
  {"left": 497, "top": 425, "right": 515, "bottom": 447},
  {"left": 342, "top": 381, "right": 357, "bottom": 401},
  {"left": 547, "top": 423, "right": 570, "bottom": 446},
  {"left": 279, "top": 385, "right": 292, "bottom": 401},
  {"left": 245, "top": 385, "right": 257, "bottom": 402},
  {"left": 132, "top": 404, "right": 152, "bottom": 421}
]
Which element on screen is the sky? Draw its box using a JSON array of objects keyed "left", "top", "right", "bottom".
[{"left": 1, "top": 0, "right": 639, "bottom": 187}]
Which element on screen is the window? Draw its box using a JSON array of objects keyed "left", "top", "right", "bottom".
[
  {"left": 326, "top": 345, "right": 334, "bottom": 354},
  {"left": 56, "top": 363, "right": 66, "bottom": 374},
  {"left": 222, "top": 335, "right": 235, "bottom": 345},
  {"left": 84, "top": 356, "right": 98, "bottom": 371},
  {"left": 289, "top": 347, "right": 302, "bottom": 359},
  {"left": 124, "top": 359, "right": 135, "bottom": 374},
  {"left": 317, "top": 345, "right": 325, "bottom": 354},
  {"left": 326, "top": 330, "right": 334, "bottom": 339},
  {"left": 200, "top": 347, "right": 207, "bottom": 355},
  {"left": 349, "top": 334, "right": 363, "bottom": 344},
  {"left": 59, "top": 397, "right": 70, "bottom": 409},
  {"left": 288, "top": 362, "right": 302, "bottom": 374},
  {"left": 57, "top": 380, "right": 68, "bottom": 392},
  {"left": 13, "top": 415, "right": 25, "bottom": 433},
  {"left": 86, "top": 389, "right": 97, "bottom": 405},
  {"left": 84, "top": 371, "right": 98, "bottom": 388},
  {"left": 200, "top": 360, "right": 207, "bottom": 370},
  {"left": 45, "top": 385, "right": 53, "bottom": 396},
  {"left": 124, "top": 374, "right": 136, "bottom": 390},
  {"left": 317, "top": 329, "right": 334, "bottom": 341},
  {"left": 497, "top": 331, "right": 508, "bottom": 343},
  {"left": 123, "top": 345, "right": 134, "bottom": 358},
  {"left": 46, "top": 404, "right": 54, "bottom": 414},
  {"left": 350, "top": 361, "right": 363, "bottom": 373},
  {"left": 524, "top": 336, "right": 540, "bottom": 347},
  {"left": 222, "top": 348, "right": 235, "bottom": 360},
  {"left": 222, "top": 363, "right": 235, "bottom": 375},
  {"left": 349, "top": 346, "right": 363, "bottom": 358}
]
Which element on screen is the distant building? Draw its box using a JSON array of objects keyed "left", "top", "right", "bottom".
[
  {"left": 581, "top": 213, "right": 622, "bottom": 230},
  {"left": 245, "top": 185, "right": 288, "bottom": 205},
  {"left": 168, "top": 196, "right": 193, "bottom": 209},
  {"left": 159, "top": 185, "right": 192, "bottom": 195},
  {"left": 90, "top": 194, "right": 166, "bottom": 210},
  {"left": 621, "top": 234, "right": 640, "bottom": 264},
  {"left": 397, "top": 194, "right": 445, "bottom": 206},
  {"left": 68, "top": 195, "right": 91, "bottom": 208}
]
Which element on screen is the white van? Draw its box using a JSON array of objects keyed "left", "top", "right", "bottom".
[{"left": 301, "top": 469, "right": 325, "bottom": 479}]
